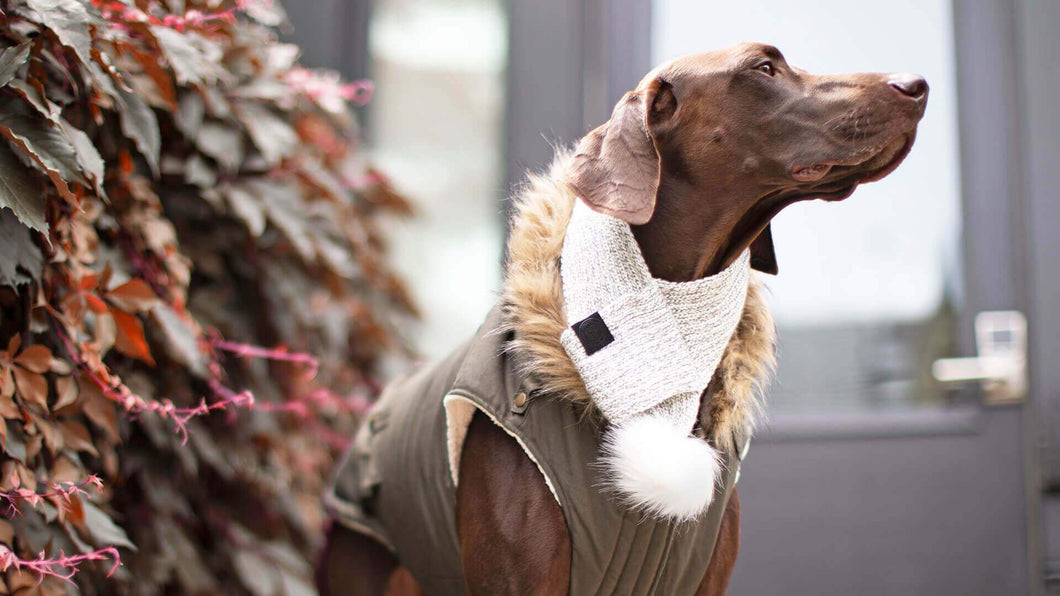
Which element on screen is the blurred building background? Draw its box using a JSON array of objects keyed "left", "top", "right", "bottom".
[{"left": 286, "top": 0, "right": 1058, "bottom": 593}]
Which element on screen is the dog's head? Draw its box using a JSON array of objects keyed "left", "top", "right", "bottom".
[{"left": 566, "top": 42, "right": 928, "bottom": 276}]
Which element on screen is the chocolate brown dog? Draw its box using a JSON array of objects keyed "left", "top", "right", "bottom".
[{"left": 319, "top": 42, "right": 927, "bottom": 595}]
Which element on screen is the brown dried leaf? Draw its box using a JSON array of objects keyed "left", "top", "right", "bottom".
[
  {"left": 49, "top": 456, "right": 81, "bottom": 485},
  {"left": 0, "top": 365, "right": 12, "bottom": 399},
  {"left": 59, "top": 421, "right": 97, "bottom": 456},
  {"left": 0, "top": 463, "right": 13, "bottom": 492},
  {"left": 78, "top": 377, "right": 118, "bottom": 442},
  {"left": 52, "top": 375, "right": 78, "bottom": 411},
  {"left": 0, "top": 367, "right": 12, "bottom": 401},
  {"left": 0, "top": 519, "right": 13, "bottom": 546},
  {"left": 32, "top": 413, "right": 63, "bottom": 454},
  {"left": 94, "top": 311, "right": 116, "bottom": 355},
  {"left": 0, "top": 394, "right": 18, "bottom": 421},
  {"left": 12, "top": 366, "right": 47, "bottom": 411},
  {"left": 23, "top": 434, "right": 42, "bottom": 461},
  {"left": 48, "top": 357, "right": 72, "bottom": 375},
  {"left": 13, "top": 345, "right": 52, "bottom": 374}
]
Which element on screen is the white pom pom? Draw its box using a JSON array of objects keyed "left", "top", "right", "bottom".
[{"left": 600, "top": 416, "right": 722, "bottom": 521}]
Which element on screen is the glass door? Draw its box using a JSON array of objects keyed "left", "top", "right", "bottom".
[{"left": 647, "top": 1, "right": 1033, "bottom": 594}]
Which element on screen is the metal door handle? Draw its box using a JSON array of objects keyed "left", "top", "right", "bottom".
[{"left": 932, "top": 310, "right": 1027, "bottom": 404}]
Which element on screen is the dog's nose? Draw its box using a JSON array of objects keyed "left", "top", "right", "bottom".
[{"left": 888, "top": 73, "right": 928, "bottom": 100}]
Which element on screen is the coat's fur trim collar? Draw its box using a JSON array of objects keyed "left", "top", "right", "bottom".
[{"left": 501, "top": 152, "right": 777, "bottom": 452}]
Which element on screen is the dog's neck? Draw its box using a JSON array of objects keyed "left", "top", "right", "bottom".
[{"left": 632, "top": 173, "right": 770, "bottom": 283}]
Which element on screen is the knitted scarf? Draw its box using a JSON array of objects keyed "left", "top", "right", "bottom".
[{"left": 560, "top": 199, "right": 751, "bottom": 520}]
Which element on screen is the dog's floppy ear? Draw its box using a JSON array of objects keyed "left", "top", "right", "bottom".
[
  {"left": 750, "top": 224, "right": 779, "bottom": 275},
  {"left": 566, "top": 83, "right": 671, "bottom": 225}
]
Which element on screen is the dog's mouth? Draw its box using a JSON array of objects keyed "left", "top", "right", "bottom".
[{"left": 790, "top": 132, "right": 915, "bottom": 201}]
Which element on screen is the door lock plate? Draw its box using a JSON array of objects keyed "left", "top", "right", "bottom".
[{"left": 932, "top": 310, "right": 1027, "bottom": 404}]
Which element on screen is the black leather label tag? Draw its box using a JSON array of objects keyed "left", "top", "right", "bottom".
[{"left": 571, "top": 312, "right": 614, "bottom": 356}]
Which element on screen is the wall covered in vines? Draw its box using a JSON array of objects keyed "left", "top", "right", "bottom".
[{"left": 0, "top": 0, "right": 414, "bottom": 592}]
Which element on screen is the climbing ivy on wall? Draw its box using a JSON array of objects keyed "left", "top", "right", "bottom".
[{"left": 0, "top": 0, "right": 414, "bottom": 591}]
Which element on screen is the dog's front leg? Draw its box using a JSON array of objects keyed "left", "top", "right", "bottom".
[{"left": 456, "top": 412, "right": 571, "bottom": 595}]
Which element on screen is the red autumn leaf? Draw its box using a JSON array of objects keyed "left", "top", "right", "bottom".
[
  {"left": 79, "top": 272, "right": 99, "bottom": 291},
  {"left": 118, "top": 150, "right": 134, "bottom": 175},
  {"left": 110, "top": 307, "right": 156, "bottom": 366},
  {"left": 84, "top": 293, "right": 109, "bottom": 314},
  {"left": 12, "top": 366, "right": 48, "bottom": 411},
  {"left": 130, "top": 46, "right": 178, "bottom": 111},
  {"left": 64, "top": 492, "right": 85, "bottom": 525},
  {"left": 13, "top": 344, "right": 52, "bottom": 373},
  {"left": 106, "top": 279, "right": 159, "bottom": 312}
]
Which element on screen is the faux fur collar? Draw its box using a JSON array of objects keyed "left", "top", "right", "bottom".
[{"left": 501, "top": 152, "right": 777, "bottom": 452}]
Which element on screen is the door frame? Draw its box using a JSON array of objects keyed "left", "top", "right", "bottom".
[{"left": 1013, "top": 0, "right": 1060, "bottom": 591}]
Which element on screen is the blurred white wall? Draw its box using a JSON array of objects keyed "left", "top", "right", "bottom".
[{"left": 653, "top": 0, "right": 962, "bottom": 327}]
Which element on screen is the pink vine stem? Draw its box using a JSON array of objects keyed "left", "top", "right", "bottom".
[
  {"left": 48, "top": 310, "right": 254, "bottom": 444},
  {"left": 0, "top": 476, "right": 104, "bottom": 518},
  {"left": 208, "top": 338, "right": 319, "bottom": 380},
  {"left": 0, "top": 546, "right": 121, "bottom": 584},
  {"left": 94, "top": 0, "right": 269, "bottom": 34}
]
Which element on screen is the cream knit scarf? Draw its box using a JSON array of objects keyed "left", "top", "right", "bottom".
[{"left": 560, "top": 199, "right": 750, "bottom": 520}]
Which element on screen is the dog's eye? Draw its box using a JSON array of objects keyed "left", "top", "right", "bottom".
[{"left": 755, "top": 62, "right": 775, "bottom": 76}]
